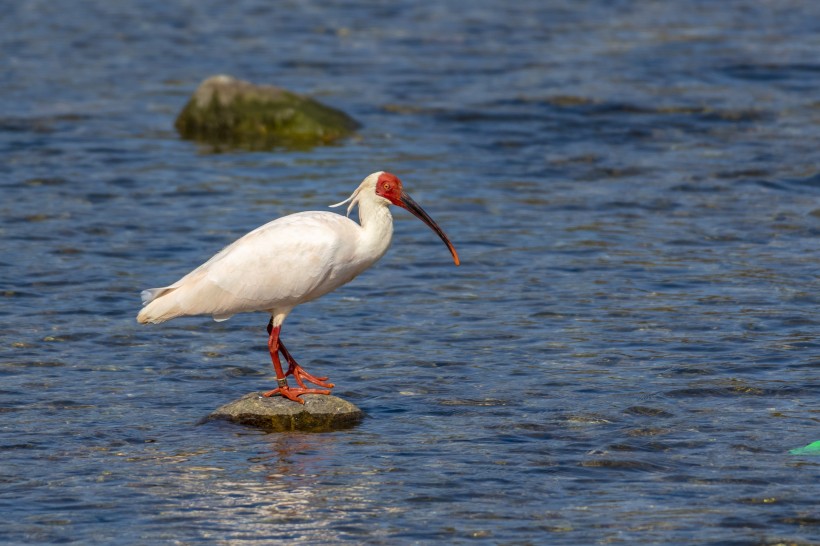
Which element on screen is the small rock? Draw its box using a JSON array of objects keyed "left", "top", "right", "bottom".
[
  {"left": 205, "top": 392, "right": 364, "bottom": 432},
  {"left": 174, "top": 75, "right": 360, "bottom": 150}
]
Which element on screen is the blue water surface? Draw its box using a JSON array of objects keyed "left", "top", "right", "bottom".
[{"left": 1, "top": 1, "right": 819, "bottom": 544}]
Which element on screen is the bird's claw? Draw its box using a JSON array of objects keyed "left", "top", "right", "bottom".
[
  {"left": 262, "top": 385, "right": 332, "bottom": 404},
  {"left": 287, "top": 364, "right": 335, "bottom": 389}
]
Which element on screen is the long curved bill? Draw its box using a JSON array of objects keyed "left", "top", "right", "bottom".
[{"left": 398, "top": 191, "right": 460, "bottom": 266}]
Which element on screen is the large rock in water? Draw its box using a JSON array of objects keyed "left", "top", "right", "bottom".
[
  {"left": 206, "top": 392, "right": 364, "bottom": 432},
  {"left": 174, "top": 75, "right": 360, "bottom": 150}
]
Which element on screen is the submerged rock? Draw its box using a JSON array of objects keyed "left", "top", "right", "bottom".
[
  {"left": 206, "top": 392, "right": 364, "bottom": 432},
  {"left": 174, "top": 75, "right": 360, "bottom": 150}
]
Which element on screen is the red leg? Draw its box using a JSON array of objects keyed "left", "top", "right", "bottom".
[
  {"left": 262, "top": 322, "right": 330, "bottom": 403},
  {"left": 265, "top": 319, "right": 334, "bottom": 389}
]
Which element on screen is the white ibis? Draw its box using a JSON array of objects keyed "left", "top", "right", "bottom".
[{"left": 137, "top": 171, "right": 460, "bottom": 403}]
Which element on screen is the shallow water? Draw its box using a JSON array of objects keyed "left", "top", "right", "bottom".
[{"left": 2, "top": 1, "right": 820, "bottom": 544}]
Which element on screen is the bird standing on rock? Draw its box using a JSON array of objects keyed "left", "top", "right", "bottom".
[{"left": 137, "top": 172, "right": 460, "bottom": 403}]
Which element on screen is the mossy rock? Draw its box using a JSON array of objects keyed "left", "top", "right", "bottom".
[
  {"left": 175, "top": 75, "right": 360, "bottom": 150},
  {"left": 206, "top": 392, "right": 364, "bottom": 432}
]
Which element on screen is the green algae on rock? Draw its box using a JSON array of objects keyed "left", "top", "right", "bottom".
[
  {"left": 174, "top": 75, "right": 360, "bottom": 150},
  {"left": 206, "top": 392, "right": 364, "bottom": 432}
]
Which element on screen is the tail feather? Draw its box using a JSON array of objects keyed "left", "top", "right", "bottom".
[
  {"left": 137, "top": 286, "right": 182, "bottom": 324},
  {"left": 141, "top": 287, "right": 171, "bottom": 305},
  {"left": 136, "top": 279, "right": 237, "bottom": 324}
]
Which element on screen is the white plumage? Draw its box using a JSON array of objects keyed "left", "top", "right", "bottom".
[{"left": 137, "top": 171, "right": 459, "bottom": 403}]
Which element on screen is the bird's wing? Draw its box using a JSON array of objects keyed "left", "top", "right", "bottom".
[{"left": 185, "top": 211, "right": 363, "bottom": 311}]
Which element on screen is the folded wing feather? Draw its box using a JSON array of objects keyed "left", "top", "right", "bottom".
[{"left": 137, "top": 211, "right": 364, "bottom": 324}]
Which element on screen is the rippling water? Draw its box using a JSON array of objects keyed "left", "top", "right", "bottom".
[{"left": 2, "top": 1, "right": 820, "bottom": 544}]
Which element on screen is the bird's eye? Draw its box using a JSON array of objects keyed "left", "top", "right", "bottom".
[{"left": 383, "top": 183, "right": 391, "bottom": 191}]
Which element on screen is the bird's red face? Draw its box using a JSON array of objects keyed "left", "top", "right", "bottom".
[
  {"left": 375, "top": 172, "right": 404, "bottom": 206},
  {"left": 375, "top": 172, "right": 460, "bottom": 266}
]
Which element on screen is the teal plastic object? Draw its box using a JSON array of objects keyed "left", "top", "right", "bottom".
[{"left": 789, "top": 441, "right": 820, "bottom": 455}]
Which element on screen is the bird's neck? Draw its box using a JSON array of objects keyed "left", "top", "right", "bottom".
[{"left": 356, "top": 197, "right": 394, "bottom": 262}]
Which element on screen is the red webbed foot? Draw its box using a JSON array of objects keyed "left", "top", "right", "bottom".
[
  {"left": 287, "top": 363, "right": 335, "bottom": 389},
  {"left": 262, "top": 384, "right": 332, "bottom": 404},
  {"left": 278, "top": 339, "right": 335, "bottom": 389}
]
